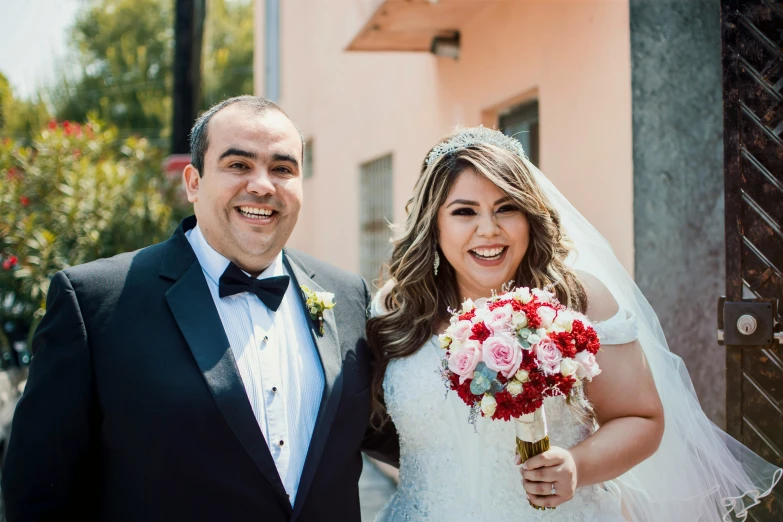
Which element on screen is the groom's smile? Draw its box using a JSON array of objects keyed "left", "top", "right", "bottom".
[{"left": 184, "top": 102, "right": 304, "bottom": 277}]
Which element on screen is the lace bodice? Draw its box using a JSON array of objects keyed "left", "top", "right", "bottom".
[{"left": 375, "top": 307, "right": 638, "bottom": 522}]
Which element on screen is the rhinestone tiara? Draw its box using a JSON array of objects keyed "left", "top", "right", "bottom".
[{"left": 425, "top": 126, "right": 529, "bottom": 166}]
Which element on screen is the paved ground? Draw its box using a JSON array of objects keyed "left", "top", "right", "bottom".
[{"left": 358, "top": 455, "right": 396, "bottom": 522}]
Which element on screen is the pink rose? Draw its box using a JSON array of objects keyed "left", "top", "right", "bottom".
[
  {"left": 448, "top": 340, "right": 482, "bottom": 384},
  {"left": 485, "top": 304, "right": 514, "bottom": 335},
  {"left": 482, "top": 334, "right": 523, "bottom": 378},
  {"left": 447, "top": 320, "right": 474, "bottom": 343},
  {"left": 536, "top": 306, "right": 557, "bottom": 328},
  {"left": 534, "top": 337, "right": 563, "bottom": 375},
  {"left": 575, "top": 351, "right": 601, "bottom": 381}
]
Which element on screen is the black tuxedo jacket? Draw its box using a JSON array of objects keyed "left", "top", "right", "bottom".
[{"left": 2, "top": 216, "right": 398, "bottom": 522}]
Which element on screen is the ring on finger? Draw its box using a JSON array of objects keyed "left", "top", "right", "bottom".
[{"left": 550, "top": 484, "right": 557, "bottom": 496}]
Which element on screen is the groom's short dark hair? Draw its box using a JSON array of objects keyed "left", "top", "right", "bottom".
[{"left": 189, "top": 95, "right": 304, "bottom": 177}]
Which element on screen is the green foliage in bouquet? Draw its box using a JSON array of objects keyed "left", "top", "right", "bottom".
[{"left": 0, "top": 119, "right": 188, "bottom": 340}]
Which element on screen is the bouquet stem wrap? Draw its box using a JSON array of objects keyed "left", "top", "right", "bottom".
[{"left": 515, "top": 407, "right": 552, "bottom": 511}]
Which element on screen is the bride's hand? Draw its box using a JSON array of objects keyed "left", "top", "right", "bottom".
[{"left": 515, "top": 447, "right": 578, "bottom": 508}]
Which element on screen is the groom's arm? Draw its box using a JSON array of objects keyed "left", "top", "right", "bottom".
[
  {"left": 362, "top": 419, "right": 400, "bottom": 468},
  {"left": 358, "top": 277, "right": 400, "bottom": 468},
  {"left": 2, "top": 271, "right": 99, "bottom": 522}
]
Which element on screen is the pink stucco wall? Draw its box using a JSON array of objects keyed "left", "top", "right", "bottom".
[{"left": 255, "top": 0, "right": 634, "bottom": 278}]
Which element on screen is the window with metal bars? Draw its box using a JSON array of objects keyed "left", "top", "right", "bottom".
[
  {"left": 359, "top": 154, "right": 393, "bottom": 285},
  {"left": 499, "top": 100, "right": 539, "bottom": 167}
]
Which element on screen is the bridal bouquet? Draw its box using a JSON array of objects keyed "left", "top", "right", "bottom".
[{"left": 439, "top": 286, "right": 601, "bottom": 507}]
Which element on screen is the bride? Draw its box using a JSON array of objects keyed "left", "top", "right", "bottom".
[{"left": 366, "top": 127, "right": 781, "bottom": 521}]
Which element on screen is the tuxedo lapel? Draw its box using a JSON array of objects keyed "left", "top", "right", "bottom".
[
  {"left": 160, "top": 218, "right": 291, "bottom": 507},
  {"left": 283, "top": 253, "right": 344, "bottom": 518}
]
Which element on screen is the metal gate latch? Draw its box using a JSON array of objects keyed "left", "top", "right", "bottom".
[
  {"left": 717, "top": 300, "right": 777, "bottom": 347},
  {"left": 736, "top": 314, "right": 758, "bottom": 335}
]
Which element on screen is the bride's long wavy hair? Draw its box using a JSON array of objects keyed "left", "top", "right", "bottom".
[{"left": 367, "top": 128, "right": 589, "bottom": 427}]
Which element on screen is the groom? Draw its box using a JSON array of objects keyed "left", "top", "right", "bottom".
[{"left": 2, "top": 96, "right": 398, "bottom": 522}]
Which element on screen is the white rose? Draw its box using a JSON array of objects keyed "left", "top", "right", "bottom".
[
  {"left": 515, "top": 369, "right": 530, "bottom": 383},
  {"left": 537, "top": 307, "right": 557, "bottom": 329},
  {"left": 507, "top": 380, "right": 523, "bottom": 396},
  {"left": 480, "top": 395, "right": 498, "bottom": 417},
  {"left": 513, "top": 287, "right": 532, "bottom": 304},
  {"left": 316, "top": 292, "right": 335, "bottom": 308},
  {"left": 560, "top": 358, "right": 579, "bottom": 377},
  {"left": 438, "top": 333, "right": 451, "bottom": 349},
  {"left": 511, "top": 311, "right": 528, "bottom": 329},
  {"left": 554, "top": 310, "right": 576, "bottom": 331},
  {"left": 472, "top": 307, "right": 490, "bottom": 323},
  {"left": 532, "top": 288, "right": 554, "bottom": 303},
  {"left": 461, "top": 298, "right": 475, "bottom": 313}
]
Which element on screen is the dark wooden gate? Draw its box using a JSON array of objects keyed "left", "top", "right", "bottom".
[{"left": 721, "top": 0, "right": 783, "bottom": 519}]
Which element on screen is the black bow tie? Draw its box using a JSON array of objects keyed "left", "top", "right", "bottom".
[{"left": 218, "top": 262, "right": 290, "bottom": 312}]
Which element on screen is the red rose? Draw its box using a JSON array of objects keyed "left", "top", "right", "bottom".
[
  {"left": 458, "top": 310, "right": 475, "bottom": 322},
  {"left": 9, "top": 255, "right": 18, "bottom": 265},
  {"left": 490, "top": 390, "right": 518, "bottom": 420},
  {"left": 20, "top": 196, "right": 30, "bottom": 207},
  {"left": 518, "top": 302, "right": 542, "bottom": 329},
  {"left": 544, "top": 373, "right": 576, "bottom": 397},
  {"left": 469, "top": 321, "right": 491, "bottom": 342},
  {"left": 448, "top": 373, "right": 479, "bottom": 407},
  {"left": 572, "top": 320, "right": 600, "bottom": 354},
  {"left": 551, "top": 330, "right": 577, "bottom": 358},
  {"left": 488, "top": 299, "right": 511, "bottom": 311},
  {"left": 509, "top": 300, "right": 525, "bottom": 312}
]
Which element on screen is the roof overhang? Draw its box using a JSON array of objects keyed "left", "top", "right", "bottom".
[{"left": 346, "top": 0, "right": 502, "bottom": 52}]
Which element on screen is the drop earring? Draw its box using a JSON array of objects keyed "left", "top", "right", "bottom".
[{"left": 434, "top": 250, "right": 440, "bottom": 276}]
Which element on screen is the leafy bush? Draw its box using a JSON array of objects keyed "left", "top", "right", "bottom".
[{"left": 0, "top": 119, "right": 187, "bottom": 348}]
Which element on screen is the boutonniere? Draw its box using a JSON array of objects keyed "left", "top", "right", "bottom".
[{"left": 301, "top": 285, "right": 335, "bottom": 335}]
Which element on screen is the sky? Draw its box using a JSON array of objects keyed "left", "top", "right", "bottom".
[{"left": 0, "top": 0, "right": 83, "bottom": 99}]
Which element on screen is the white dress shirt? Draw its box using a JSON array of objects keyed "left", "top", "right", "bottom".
[{"left": 186, "top": 225, "right": 324, "bottom": 504}]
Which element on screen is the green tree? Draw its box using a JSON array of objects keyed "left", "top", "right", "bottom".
[
  {"left": 202, "top": 0, "right": 255, "bottom": 107},
  {"left": 0, "top": 72, "right": 50, "bottom": 143},
  {"left": 49, "top": 0, "right": 174, "bottom": 144},
  {"left": 48, "top": 0, "right": 254, "bottom": 145}
]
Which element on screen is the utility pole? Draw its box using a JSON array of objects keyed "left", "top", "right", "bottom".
[{"left": 171, "top": 0, "right": 206, "bottom": 155}]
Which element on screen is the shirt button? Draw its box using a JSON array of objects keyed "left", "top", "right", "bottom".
[
  {"left": 279, "top": 440, "right": 285, "bottom": 447},
  {"left": 272, "top": 386, "right": 278, "bottom": 393}
]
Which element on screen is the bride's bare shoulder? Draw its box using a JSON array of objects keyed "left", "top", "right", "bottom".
[{"left": 574, "top": 270, "right": 619, "bottom": 322}]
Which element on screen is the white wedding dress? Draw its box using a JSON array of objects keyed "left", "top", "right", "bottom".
[
  {"left": 373, "top": 302, "right": 639, "bottom": 522},
  {"left": 369, "top": 130, "right": 780, "bottom": 521}
]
